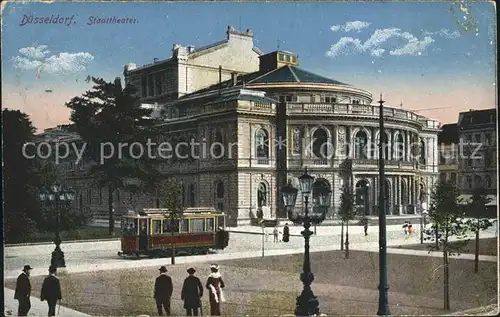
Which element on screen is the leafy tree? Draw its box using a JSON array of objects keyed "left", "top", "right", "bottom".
[
  {"left": 2, "top": 109, "right": 41, "bottom": 242},
  {"left": 423, "top": 182, "right": 470, "bottom": 310},
  {"left": 66, "top": 77, "right": 161, "bottom": 236},
  {"left": 464, "top": 186, "right": 494, "bottom": 273},
  {"left": 160, "top": 178, "right": 185, "bottom": 264},
  {"left": 338, "top": 184, "right": 357, "bottom": 259},
  {"left": 450, "top": 0, "right": 478, "bottom": 34}
]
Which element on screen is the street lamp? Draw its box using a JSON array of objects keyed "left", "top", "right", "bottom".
[
  {"left": 39, "top": 184, "right": 75, "bottom": 268},
  {"left": 281, "top": 168, "right": 332, "bottom": 316}
]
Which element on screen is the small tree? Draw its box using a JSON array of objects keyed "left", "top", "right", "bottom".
[
  {"left": 339, "top": 184, "right": 357, "bottom": 259},
  {"left": 160, "top": 179, "right": 184, "bottom": 264},
  {"left": 423, "top": 182, "right": 470, "bottom": 310},
  {"left": 465, "top": 186, "right": 494, "bottom": 273}
]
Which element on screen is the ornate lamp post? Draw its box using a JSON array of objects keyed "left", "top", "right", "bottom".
[
  {"left": 39, "top": 184, "right": 75, "bottom": 268},
  {"left": 281, "top": 168, "right": 332, "bottom": 316}
]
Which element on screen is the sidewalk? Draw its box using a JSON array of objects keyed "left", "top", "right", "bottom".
[{"left": 4, "top": 288, "right": 90, "bottom": 317}]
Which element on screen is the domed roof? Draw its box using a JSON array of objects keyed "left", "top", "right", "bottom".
[{"left": 248, "top": 65, "right": 348, "bottom": 85}]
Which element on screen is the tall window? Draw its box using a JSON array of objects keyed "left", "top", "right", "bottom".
[
  {"left": 155, "top": 73, "right": 163, "bottom": 95},
  {"left": 189, "top": 183, "right": 196, "bottom": 207},
  {"left": 216, "top": 181, "right": 224, "bottom": 199},
  {"left": 257, "top": 182, "right": 267, "bottom": 207},
  {"left": 87, "top": 189, "right": 92, "bottom": 204},
  {"left": 147, "top": 75, "right": 154, "bottom": 96},
  {"left": 312, "top": 128, "right": 329, "bottom": 159},
  {"left": 354, "top": 130, "right": 368, "bottom": 159},
  {"left": 466, "top": 176, "right": 472, "bottom": 188},
  {"left": 255, "top": 128, "right": 270, "bottom": 158},
  {"left": 485, "top": 175, "right": 492, "bottom": 188},
  {"left": 141, "top": 76, "right": 147, "bottom": 98},
  {"left": 213, "top": 129, "right": 224, "bottom": 158},
  {"left": 401, "top": 180, "right": 408, "bottom": 205},
  {"left": 98, "top": 188, "right": 103, "bottom": 205},
  {"left": 474, "top": 175, "right": 482, "bottom": 187},
  {"left": 419, "top": 139, "right": 426, "bottom": 165},
  {"left": 394, "top": 133, "right": 404, "bottom": 160},
  {"left": 450, "top": 172, "right": 457, "bottom": 184}
]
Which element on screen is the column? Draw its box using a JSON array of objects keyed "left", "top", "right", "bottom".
[{"left": 397, "top": 176, "right": 402, "bottom": 215}]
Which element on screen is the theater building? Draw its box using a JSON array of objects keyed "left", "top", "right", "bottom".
[{"left": 62, "top": 26, "right": 441, "bottom": 226}]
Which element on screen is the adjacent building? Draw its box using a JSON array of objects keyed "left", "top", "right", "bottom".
[{"left": 59, "top": 26, "right": 441, "bottom": 226}]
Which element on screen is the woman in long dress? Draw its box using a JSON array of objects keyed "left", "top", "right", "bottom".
[{"left": 206, "top": 264, "right": 225, "bottom": 316}]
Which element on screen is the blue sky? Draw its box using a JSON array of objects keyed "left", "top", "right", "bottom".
[{"left": 2, "top": 1, "right": 496, "bottom": 130}]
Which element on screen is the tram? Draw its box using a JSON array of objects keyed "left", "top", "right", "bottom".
[{"left": 118, "top": 207, "right": 229, "bottom": 258}]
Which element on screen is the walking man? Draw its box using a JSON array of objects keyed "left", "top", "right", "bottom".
[
  {"left": 40, "top": 266, "right": 62, "bottom": 316},
  {"left": 154, "top": 266, "right": 173, "bottom": 316},
  {"left": 14, "top": 265, "right": 32, "bottom": 316},
  {"left": 181, "top": 267, "right": 203, "bottom": 316},
  {"left": 206, "top": 264, "right": 225, "bottom": 316},
  {"left": 273, "top": 226, "right": 279, "bottom": 242},
  {"left": 282, "top": 223, "right": 290, "bottom": 242}
]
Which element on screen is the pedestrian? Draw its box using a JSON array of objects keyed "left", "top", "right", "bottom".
[
  {"left": 408, "top": 222, "right": 413, "bottom": 235},
  {"left": 402, "top": 221, "right": 409, "bottom": 235},
  {"left": 361, "top": 217, "right": 369, "bottom": 236},
  {"left": 154, "top": 266, "right": 173, "bottom": 316},
  {"left": 14, "top": 265, "right": 32, "bottom": 316},
  {"left": 282, "top": 223, "right": 290, "bottom": 242},
  {"left": 206, "top": 264, "right": 225, "bottom": 316},
  {"left": 181, "top": 267, "right": 203, "bottom": 316},
  {"left": 273, "top": 226, "right": 279, "bottom": 242},
  {"left": 40, "top": 266, "right": 62, "bottom": 316}
]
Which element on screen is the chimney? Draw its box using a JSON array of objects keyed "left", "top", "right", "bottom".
[
  {"left": 187, "top": 45, "right": 195, "bottom": 53},
  {"left": 153, "top": 58, "right": 159, "bottom": 63}
]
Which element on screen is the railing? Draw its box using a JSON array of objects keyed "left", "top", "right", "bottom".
[{"left": 286, "top": 103, "right": 439, "bottom": 128}]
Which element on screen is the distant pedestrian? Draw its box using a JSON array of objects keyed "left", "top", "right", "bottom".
[
  {"left": 154, "top": 266, "right": 173, "bottom": 316},
  {"left": 273, "top": 226, "right": 279, "bottom": 242},
  {"left": 361, "top": 217, "right": 369, "bottom": 236},
  {"left": 181, "top": 267, "right": 203, "bottom": 316},
  {"left": 40, "top": 266, "right": 62, "bottom": 316},
  {"left": 408, "top": 222, "right": 413, "bottom": 234},
  {"left": 14, "top": 265, "right": 32, "bottom": 316},
  {"left": 206, "top": 264, "right": 225, "bottom": 316},
  {"left": 282, "top": 223, "right": 290, "bottom": 243},
  {"left": 402, "top": 221, "right": 409, "bottom": 235}
]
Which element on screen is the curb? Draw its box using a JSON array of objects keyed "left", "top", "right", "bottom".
[
  {"left": 5, "top": 237, "right": 120, "bottom": 247},
  {"left": 227, "top": 230, "right": 303, "bottom": 237}
]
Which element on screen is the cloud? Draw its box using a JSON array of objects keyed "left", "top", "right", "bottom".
[
  {"left": 330, "top": 20, "right": 370, "bottom": 33},
  {"left": 326, "top": 27, "right": 435, "bottom": 58},
  {"left": 12, "top": 45, "right": 94, "bottom": 75},
  {"left": 424, "top": 28, "right": 461, "bottom": 39}
]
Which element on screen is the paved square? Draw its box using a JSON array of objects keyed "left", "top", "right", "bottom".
[{"left": 5, "top": 250, "right": 497, "bottom": 316}]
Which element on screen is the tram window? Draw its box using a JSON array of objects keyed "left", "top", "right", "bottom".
[
  {"left": 152, "top": 220, "right": 162, "bottom": 234},
  {"left": 139, "top": 219, "right": 148, "bottom": 235},
  {"left": 122, "top": 218, "right": 137, "bottom": 235},
  {"left": 190, "top": 218, "right": 205, "bottom": 233},
  {"left": 162, "top": 219, "right": 179, "bottom": 233},
  {"left": 180, "top": 218, "right": 189, "bottom": 233},
  {"left": 206, "top": 218, "right": 215, "bottom": 231}
]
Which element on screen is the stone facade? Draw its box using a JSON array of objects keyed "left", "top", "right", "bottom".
[{"left": 52, "top": 26, "right": 441, "bottom": 226}]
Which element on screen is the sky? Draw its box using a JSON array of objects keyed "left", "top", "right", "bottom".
[{"left": 1, "top": 0, "right": 497, "bottom": 131}]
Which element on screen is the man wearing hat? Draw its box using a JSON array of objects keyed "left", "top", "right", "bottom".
[
  {"left": 41, "top": 266, "right": 62, "bottom": 316},
  {"left": 181, "top": 268, "right": 203, "bottom": 316},
  {"left": 206, "top": 264, "right": 225, "bottom": 316},
  {"left": 154, "top": 266, "right": 173, "bottom": 316},
  {"left": 15, "top": 265, "right": 32, "bottom": 316}
]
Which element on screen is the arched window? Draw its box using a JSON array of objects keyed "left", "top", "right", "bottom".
[
  {"left": 255, "top": 128, "right": 269, "bottom": 158},
  {"left": 485, "top": 175, "right": 492, "bottom": 188},
  {"left": 384, "top": 179, "right": 390, "bottom": 200},
  {"left": 394, "top": 133, "right": 404, "bottom": 160},
  {"left": 401, "top": 180, "right": 408, "bottom": 205},
  {"left": 419, "top": 139, "right": 426, "bottom": 165},
  {"left": 418, "top": 183, "right": 425, "bottom": 202},
  {"left": 216, "top": 181, "right": 224, "bottom": 199},
  {"left": 312, "top": 128, "right": 328, "bottom": 158},
  {"left": 213, "top": 129, "right": 224, "bottom": 157},
  {"left": 466, "top": 176, "right": 472, "bottom": 189},
  {"left": 354, "top": 130, "right": 368, "bottom": 159},
  {"left": 189, "top": 183, "right": 196, "bottom": 207},
  {"left": 382, "top": 132, "right": 390, "bottom": 160},
  {"left": 474, "top": 175, "right": 482, "bottom": 188},
  {"left": 257, "top": 182, "right": 267, "bottom": 207}
]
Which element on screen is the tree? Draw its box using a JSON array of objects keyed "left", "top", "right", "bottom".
[
  {"left": 465, "top": 186, "right": 494, "bottom": 273},
  {"left": 2, "top": 109, "right": 40, "bottom": 242},
  {"left": 66, "top": 77, "right": 161, "bottom": 236},
  {"left": 450, "top": 0, "right": 478, "bottom": 34},
  {"left": 160, "top": 179, "right": 185, "bottom": 264},
  {"left": 423, "top": 182, "right": 470, "bottom": 310},
  {"left": 339, "top": 184, "right": 357, "bottom": 259}
]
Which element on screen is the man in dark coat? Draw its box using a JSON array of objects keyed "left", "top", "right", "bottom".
[
  {"left": 154, "top": 266, "right": 173, "bottom": 316},
  {"left": 40, "top": 266, "right": 62, "bottom": 316},
  {"left": 206, "top": 264, "right": 225, "bottom": 316},
  {"left": 181, "top": 267, "right": 203, "bottom": 316},
  {"left": 282, "top": 223, "right": 290, "bottom": 242},
  {"left": 14, "top": 265, "right": 32, "bottom": 316}
]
